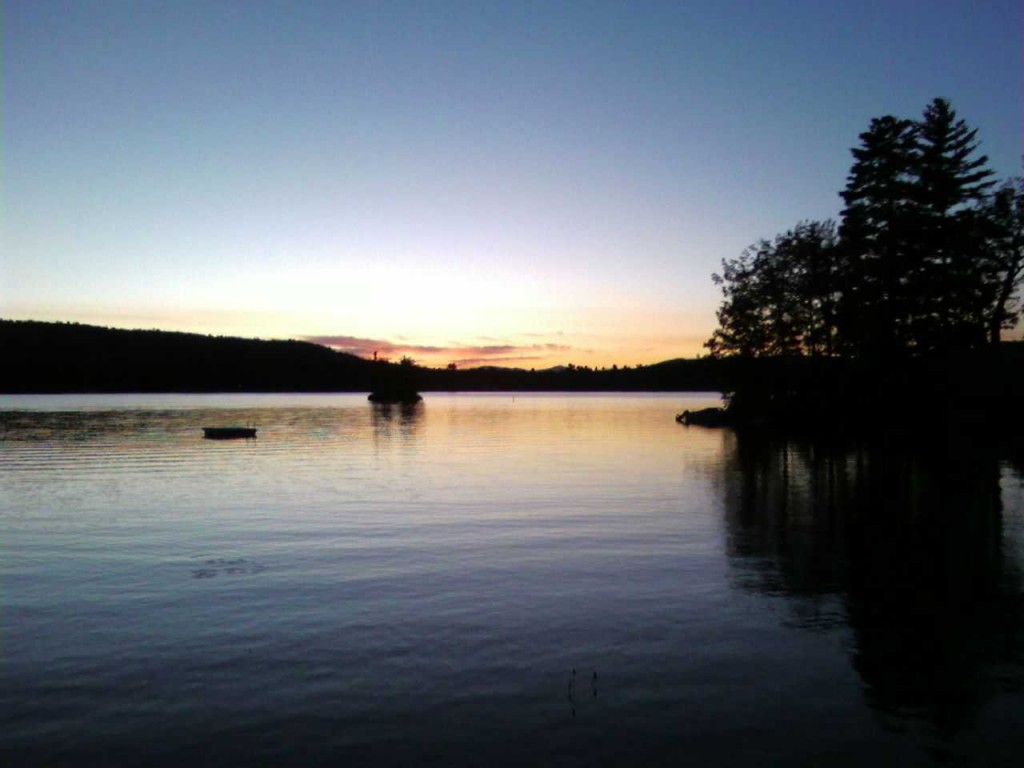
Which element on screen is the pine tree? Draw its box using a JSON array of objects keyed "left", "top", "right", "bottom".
[
  {"left": 916, "top": 98, "right": 996, "bottom": 214},
  {"left": 836, "top": 116, "right": 919, "bottom": 357},
  {"left": 911, "top": 98, "right": 996, "bottom": 349},
  {"left": 708, "top": 99, "right": 1009, "bottom": 360}
]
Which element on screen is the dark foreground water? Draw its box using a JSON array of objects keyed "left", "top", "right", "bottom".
[{"left": 2, "top": 393, "right": 1023, "bottom": 766}]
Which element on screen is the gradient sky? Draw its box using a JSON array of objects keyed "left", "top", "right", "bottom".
[{"left": 4, "top": 1, "right": 1021, "bottom": 369}]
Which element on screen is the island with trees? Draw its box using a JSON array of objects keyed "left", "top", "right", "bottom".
[{"left": 701, "top": 98, "right": 1023, "bottom": 437}]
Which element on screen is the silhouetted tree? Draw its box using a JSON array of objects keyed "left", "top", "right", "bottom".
[
  {"left": 910, "top": 97, "right": 996, "bottom": 349},
  {"left": 709, "top": 98, "right": 1009, "bottom": 360},
  {"left": 787, "top": 221, "right": 841, "bottom": 356},
  {"left": 706, "top": 221, "right": 839, "bottom": 357},
  {"left": 981, "top": 178, "right": 1024, "bottom": 344},
  {"left": 706, "top": 242, "right": 774, "bottom": 357},
  {"left": 836, "top": 115, "right": 919, "bottom": 356}
]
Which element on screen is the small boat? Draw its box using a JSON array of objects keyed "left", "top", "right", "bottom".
[{"left": 202, "top": 427, "right": 257, "bottom": 440}]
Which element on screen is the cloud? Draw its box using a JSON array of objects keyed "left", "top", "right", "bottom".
[{"left": 303, "top": 335, "right": 572, "bottom": 366}]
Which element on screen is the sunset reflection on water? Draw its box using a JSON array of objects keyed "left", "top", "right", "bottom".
[{"left": 2, "top": 393, "right": 1022, "bottom": 766}]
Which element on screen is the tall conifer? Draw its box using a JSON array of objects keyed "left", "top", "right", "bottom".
[
  {"left": 707, "top": 98, "right": 1011, "bottom": 360},
  {"left": 837, "top": 116, "right": 918, "bottom": 356},
  {"left": 911, "top": 98, "right": 996, "bottom": 348}
]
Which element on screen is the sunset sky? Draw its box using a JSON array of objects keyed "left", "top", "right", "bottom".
[{"left": 4, "top": 1, "right": 1021, "bottom": 369}]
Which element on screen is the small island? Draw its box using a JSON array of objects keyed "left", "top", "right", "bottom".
[
  {"left": 367, "top": 389, "right": 423, "bottom": 405},
  {"left": 368, "top": 355, "right": 423, "bottom": 404}
]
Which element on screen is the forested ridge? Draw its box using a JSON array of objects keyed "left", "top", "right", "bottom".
[
  {"left": 1, "top": 320, "right": 378, "bottom": 393},
  {"left": 0, "top": 320, "right": 736, "bottom": 394}
]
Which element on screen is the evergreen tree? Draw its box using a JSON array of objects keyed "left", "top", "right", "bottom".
[
  {"left": 911, "top": 98, "right": 996, "bottom": 349},
  {"left": 707, "top": 98, "right": 1010, "bottom": 360},
  {"left": 915, "top": 98, "right": 996, "bottom": 214},
  {"left": 836, "top": 116, "right": 919, "bottom": 356}
]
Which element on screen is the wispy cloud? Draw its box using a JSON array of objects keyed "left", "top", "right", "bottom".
[{"left": 304, "top": 335, "right": 572, "bottom": 367}]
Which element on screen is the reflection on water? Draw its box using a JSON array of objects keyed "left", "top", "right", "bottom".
[
  {"left": 371, "top": 400, "right": 425, "bottom": 440},
  {"left": 3, "top": 393, "right": 1024, "bottom": 765},
  {"left": 720, "top": 431, "right": 1024, "bottom": 747}
]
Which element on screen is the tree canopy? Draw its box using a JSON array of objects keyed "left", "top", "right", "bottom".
[
  {"left": 706, "top": 220, "right": 839, "bottom": 357},
  {"left": 707, "top": 98, "right": 1020, "bottom": 359}
]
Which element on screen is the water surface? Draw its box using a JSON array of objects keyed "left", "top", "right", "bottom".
[{"left": 2, "top": 393, "right": 1022, "bottom": 765}]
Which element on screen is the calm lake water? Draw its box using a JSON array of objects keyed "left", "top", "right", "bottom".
[{"left": 2, "top": 393, "right": 1023, "bottom": 766}]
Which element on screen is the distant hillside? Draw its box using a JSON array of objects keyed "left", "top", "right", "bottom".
[
  {"left": 6, "top": 320, "right": 1023, "bottom": 399},
  {"left": 1, "top": 320, "right": 377, "bottom": 393},
  {"left": 1, "top": 320, "right": 735, "bottom": 394},
  {"left": 415, "top": 357, "right": 737, "bottom": 392}
]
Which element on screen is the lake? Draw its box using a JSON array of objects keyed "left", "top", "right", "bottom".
[{"left": 2, "top": 393, "right": 1023, "bottom": 766}]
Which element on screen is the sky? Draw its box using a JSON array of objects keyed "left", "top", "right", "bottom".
[{"left": 3, "top": 0, "right": 1021, "bottom": 369}]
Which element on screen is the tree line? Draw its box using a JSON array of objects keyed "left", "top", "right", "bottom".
[
  {"left": 706, "top": 98, "right": 1023, "bottom": 359},
  {"left": 0, "top": 320, "right": 737, "bottom": 393}
]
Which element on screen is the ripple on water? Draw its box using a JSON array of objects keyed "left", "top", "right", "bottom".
[{"left": 190, "top": 557, "right": 269, "bottom": 580}]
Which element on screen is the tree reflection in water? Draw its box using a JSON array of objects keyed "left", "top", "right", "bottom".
[
  {"left": 371, "top": 400, "right": 424, "bottom": 441},
  {"left": 719, "top": 431, "right": 1024, "bottom": 743}
]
